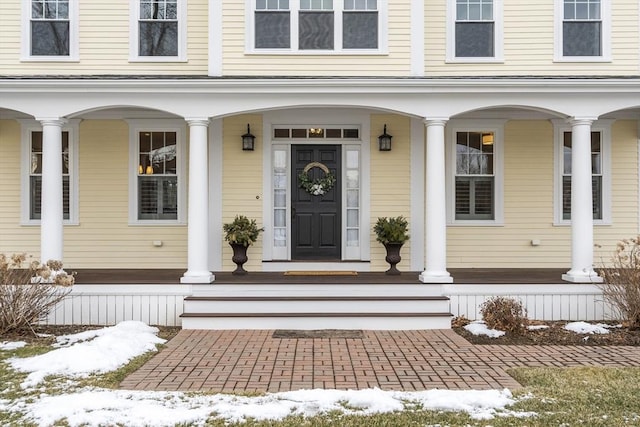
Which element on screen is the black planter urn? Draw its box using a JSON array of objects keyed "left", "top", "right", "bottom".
[
  {"left": 230, "top": 243, "right": 249, "bottom": 275},
  {"left": 383, "top": 243, "right": 403, "bottom": 275}
]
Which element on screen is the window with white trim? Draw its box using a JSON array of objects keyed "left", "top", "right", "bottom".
[
  {"left": 252, "top": 0, "right": 382, "bottom": 52},
  {"left": 447, "top": 122, "right": 503, "bottom": 224},
  {"left": 555, "top": 124, "right": 611, "bottom": 224},
  {"left": 447, "top": 0, "right": 502, "bottom": 61},
  {"left": 24, "top": 0, "right": 78, "bottom": 60},
  {"left": 131, "top": 0, "right": 186, "bottom": 60},
  {"left": 555, "top": 0, "right": 609, "bottom": 60},
  {"left": 20, "top": 122, "right": 78, "bottom": 224}
]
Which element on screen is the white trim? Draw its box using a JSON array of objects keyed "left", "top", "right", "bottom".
[
  {"left": 129, "top": 0, "right": 187, "bottom": 62},
  {"left": 245, "top": 0, "right": 388, "bottom": 55},
  {"left": 445, "top": 0, "right": 504, "bottom": 63},
  {"left": 209, "top": 119, "right": 224, "bottom": 271},
  {"left": 553, "top": 0, "right": 611, "bottom": 62},
  {"left": 552, "top": 119, "right": 612, "bottom": 226},
  {"left": 209, "top": 0, "right": 223, "bottom": 76},
  {"left": 410, "top": 0, "right": 425, "bottom": 76},
  {"left": 126, "top": 119, "right": 187, "bottom": 225},
  {"left": 19, "top": 119, "right": 79, "bottom": 226},
  {"left": 410, "top": 117, "right": 425, "bottom": 271},
  {"left": 21, "top": 0, "right": 79, "bottom": 61},
  {"left": 446, "top": 119, "right": 505, "bottom": 226}
]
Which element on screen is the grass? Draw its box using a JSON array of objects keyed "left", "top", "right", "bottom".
[{"left": 1, "top": 337, "right": 639, "bottom": 426}]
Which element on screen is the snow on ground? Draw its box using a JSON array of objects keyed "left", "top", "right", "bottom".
[
  {"left": 464, "top": 320, "right": 506, "bottom": 338},
  {"left": 0, "top": 341, "right": 26, "bottom": 351},
  {"left": 564, "top": 321, "right": 615, "bottom": 334},
  {"left": 0, "top": 321, "right": 535, "bottom": 426},
  {"left": 527, "top": 324, "right": 550, "bottom": 331}
]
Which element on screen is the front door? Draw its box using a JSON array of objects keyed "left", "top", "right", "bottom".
[{"left": 291, "top": 145, "right": 341, "bottom": 260}]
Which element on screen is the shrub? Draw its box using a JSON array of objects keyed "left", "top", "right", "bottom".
[
  {"left": 223, "top": 215, "right": 263, "bottom": 247},
  {"left": 0, "top": 253, "right": 74, "bottom": 335},
  {"left": 597, "top": 237, "right": 640, "bottom": 330},
  {"left": 373, "top": 216, "right": 409, "bottom": 245},
  {"left": 480, "top": 296, "right": 528, "bottom": 334}
]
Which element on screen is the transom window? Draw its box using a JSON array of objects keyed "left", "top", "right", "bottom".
[
  {"left": 253, "top": 0, "right": 381, "bottom": 52},
  {"left": 273, "top": 127, "right": 360, "bottom": 139},
  {"left": 562, "top": 0, "right": 601, "bottom": 56},
  {"left": 561, "top": 131, "right": 602, "bottom": 220},
  {"left": 454, "top": 131, "right": 495, "bottom": 220},
  {"left": 137, "top": 131, "right": 179, "bottom": 220},
  {"left": 455, "top": 0, "right": 494, "bottom": 57},
  {"left": 29, "top": 0, "right": 70, "bottom": 56},
  {"left": 29, "top": 131, "right": 70, "bottom": 220},
  {"left": 139, "top": 0, "right": 178, "bottom": 56}
]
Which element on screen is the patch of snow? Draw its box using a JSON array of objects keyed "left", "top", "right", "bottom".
[
  {"left": 0, "top": 341, "right": 27, "bottom": 351},
  {"left": 527, "top": 325, "right": 550, "bottom": 331},
  {"left": 464, "top": 321, "right": 506, "bottom": 338},
  {"left": 564, "top": 321, "right": 610, "bottom": 335}
]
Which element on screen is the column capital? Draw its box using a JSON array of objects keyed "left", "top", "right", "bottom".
[
  {"left": 567, "top": 117, "right": 597, "bottom": 127},
  {"left": 36, "top": 118, "right": 68, "bottom": 127},
  {"left": 185, "top": 118, "right": 210, "bottom": 127},
  {"left": 423, "top": 118, "right": 449, "bottom": 127}
]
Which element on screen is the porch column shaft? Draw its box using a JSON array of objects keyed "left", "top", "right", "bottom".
[
  {"left": 562, "top": 118, "right": 602, "bottom": 283},
  {"left": 420, "top": 119, "right": 453, "bottom": 283},
  {"left": 181, "top": 119, "right": 215, "bottom": 284},
  {"left": 38, "top": 118, "right": 66, "bottom": 263}
]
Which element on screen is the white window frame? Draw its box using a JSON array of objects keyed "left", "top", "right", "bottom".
[
  {"left": 127, "top": 120, "right": 187, "bottom": 225},
  {"left": 19, "top": 120, "right": 79, "bottom": 225},
  {"left": 129, "top": 0, "right": 188, "bottom": 62},
  {"left": 446, "top": 0, "right": 503, "bottom": 63},
  {"left": 446, "top": 120, "right": 505, "bottom": 225},
  {"left": 554, "top": 0, "right": 611, "bottom": 62},
  {"left": 245, "top": 0, "right": 388, "bottom": 55},
  {"left": 553, "top": 119, "right": 612, "bottom": 225},
  {"left": 21, "top": 0, "right": 79, "bottom": 61}
]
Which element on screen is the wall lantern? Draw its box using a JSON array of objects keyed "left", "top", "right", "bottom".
[
  {"left": 482, "top": 133, "right": 494, "bottom": 145},
  {"left": 378, "top": 124, "right": 392, "bottom": 151},
  {"left": 241, "top": 124, "right": 256, "bottom": 151}
]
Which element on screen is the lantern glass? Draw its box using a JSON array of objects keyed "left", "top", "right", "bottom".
[
  {"left": 378, "top": 125, "right": 392, "bottom": 151},
  {"left": 241, "top": 124, "right": 255, "bottom": 151}
]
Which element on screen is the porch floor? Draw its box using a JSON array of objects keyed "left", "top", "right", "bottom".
[
  {"left": 72, "top": 268, "right": 570, "bottom": 285},
  {"left": 120, "top": 328, "right": 640, "bottom": 393}
]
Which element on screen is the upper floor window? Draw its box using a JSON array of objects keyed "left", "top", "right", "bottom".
[
  {"left": 555, "top": 0, "right": 610, "bottom": 61},
  {"left": 251, "top": 0, "right": 384, "bottom": 53},
  {"left": 447, "top": 121, "right": 504, "bottom": 225},
  {"left": 131, "top": 0, "right": 186, "bottom": 61},
  {"left": 447, "top": 0, "right": 502, "bottom": 62},
  {"left": 23, "top": 0, "right": 78, "bottom": 60},
  {"left": 128, "top": 121, "right": 186, "bottom": 224}
]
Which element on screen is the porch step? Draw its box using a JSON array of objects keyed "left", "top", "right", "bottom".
[{"left": 181, "top": 284, "right": 453, "bottom": 330}]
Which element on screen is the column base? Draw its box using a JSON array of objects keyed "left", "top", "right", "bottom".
[
  {"left": 562, "top": 269, "right": 603, "bottom": 283},
  {"left": 419, "top": 271, "right": 453, "bottom": 283},
  {"left": 180, "top": 271, "right": 215, "bottom": 284}
]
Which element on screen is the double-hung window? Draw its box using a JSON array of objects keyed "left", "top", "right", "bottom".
[
  {"left": 555, "top": 121, "right": 611, "bottom": 224},
  {"left": 252, "top": 0, "right": 383, "bottom": 52},
  {"left": 447, "top": 122, "right": 503, "bottom": 224},
  {"left": 29, "top": 131, "right": 70, "bottom": 221},
  {"left": 24, "top": 0, "right": 78, "bottom": 60},
  {"left": 555, "top": 0, "right": 610, "bottom": 60},
  {"left": 132, "top": 0, "right": 186, "bottom": 60},
  {"left": 129, "top": 121, "right": 186, "bottom": 224},
  {"left": 448, "top": 0, "right": 502, "bottom": 61}
]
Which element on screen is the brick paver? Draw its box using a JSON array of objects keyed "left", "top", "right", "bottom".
[{"left": 120, "top": 329, "right": 640, "bottom": 392}]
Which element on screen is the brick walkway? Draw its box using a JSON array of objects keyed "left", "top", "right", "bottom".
[{"left": 120, "top": 329, "right": 640, "bottom": 393}]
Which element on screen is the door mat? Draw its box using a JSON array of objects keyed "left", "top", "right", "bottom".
[
  {"left": 273, "top": 329, "right": 364, "bottom": 339},
  {"left": 283, "top": 271, "right": 358, "bottom": 276}
]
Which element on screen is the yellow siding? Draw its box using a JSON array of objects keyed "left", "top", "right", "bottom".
[
  {"left": 448, "top": 120, "right": 638, "bottom": 268},
  {"left": 0, "top": 120, "right": 40, "bottom": 257},
  {"left": 0, "top": 1, "right": 208, "bottom": 75},
  {"left": 221, "top": 115, "right": 264, "bottom": 271},
  {"left": 221, "top": 1, "right": 413, "bottom": 76},
  {"left": 370, "top": 114, "right": 412, "bottom": 271},
  {"left": 426, "top": 0, "right": 640, "bottom": 76}
]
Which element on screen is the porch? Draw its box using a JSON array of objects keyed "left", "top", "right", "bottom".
[{"left": 43, "top": 268, "right": 615, "bottom": 328}]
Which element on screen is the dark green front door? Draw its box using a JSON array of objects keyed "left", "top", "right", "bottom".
[{"left": 291, "top": 145, "right": 341, "bottom": 260}]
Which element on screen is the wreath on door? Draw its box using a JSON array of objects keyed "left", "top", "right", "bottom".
[{"left": 298, "top": 161, "right": 336, "bottom": 196}]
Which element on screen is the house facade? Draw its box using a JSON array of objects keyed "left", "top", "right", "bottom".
[{"left": 1, "top": 0, "right": 640, "bottom": 290}]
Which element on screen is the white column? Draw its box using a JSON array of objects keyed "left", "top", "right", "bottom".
[
  {"left": 420, "top": 119, "right": 453, "bottom": 283},
  {"left": 38, "top": 118, "right": 66, "bottom": 263},
  {"left": 562, "top": 118, "right": 602, "bottom": 283},
  {"left": 181, "top": 118, "right": 215, "bottom": 283}
]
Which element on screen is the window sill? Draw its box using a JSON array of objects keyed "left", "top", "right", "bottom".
[
  {"left": 245, "top": 49, "right": 388, "bottom": 56},
  {"left": 128, "top": 220, "right": 186, "bottom": 226},
  {"left": 129, "top": 57, "right": 188, "bottom": 63},
  {"left": 445, "top": 57, "right": 504, "bottom": 64},
  {"left": 553, "top": 57, "right": 612, "bottom": 63},
  {"left": 21, "top": 57, "right": 80, "bottom": 63},
  {"left": 447, "top": 220, "right": 505, "bottom": 227}
]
